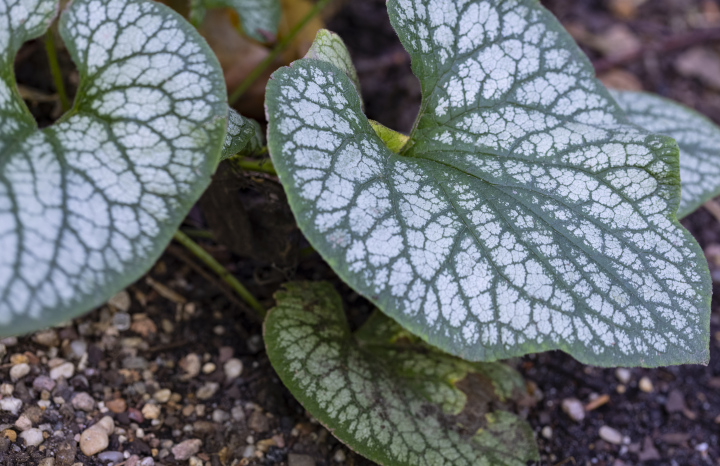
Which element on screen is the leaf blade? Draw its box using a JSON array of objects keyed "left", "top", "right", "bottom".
[
  {"left": 0, "top": 0, "right": 227, "bottom": 335},
  {"left": 190, "top": 0, "right": 281, "bottom": 43},
  {"left": 265, "top": 281, "right": 538, "bottom": 466},
  {"left": 266, "top": 0, "right": 711, "bottom": 367},
  {"left": 611, "top": 90, "right": 720, "bottom": 219}
]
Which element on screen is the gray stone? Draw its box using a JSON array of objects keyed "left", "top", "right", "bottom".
[
  {"left": 72, "top": 392, "right": 95, "bottom": 412},
  {"left": 172, "top": 439, "right": 202, "bottom": 461},
  {"left": 98, "top": 451, "right": 124, "bottom": 463}
]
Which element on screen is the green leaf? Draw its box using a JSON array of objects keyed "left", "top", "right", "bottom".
[
  {"left": 265, "top": 281, "right": 538, "bottom": 466},
  {"left": 189, "top": 0, "right": 281, "bottom": 43},
  {"left": 612, "top": 90, "right": 720, "bottom": 219},
  {"left": 306, "top": 30, "right": 362, "bottom": 105},
  {"left": 222, "top": 108, "right": 263, "bottom": 160},
  {"left": 0, "top": 0, "right": 227, "bottom": 335},
  {"left": 266, "top": 0, "right": 711, "bottom": 367}
]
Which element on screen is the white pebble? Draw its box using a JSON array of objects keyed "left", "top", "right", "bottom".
[
  {"left": 561, "top": 398, "right": 585, "bottom": 422},
  {"left": 50, "top": 362, "right": 75, "bottom": 380},
  {"left": 20, "top": 428, "right": 44, "bottom": 447},
  {"left": 224, "top": 359, "right": 243, "bottom": 381},
  {"left": 599, "top": 426, "right": 623, "bottom": 445},
  {"left": 10, "top": 363, "right": 30, "bottom": 381},
  {"left": 0, "top": 397, "right": 23, "bottom": 415}
]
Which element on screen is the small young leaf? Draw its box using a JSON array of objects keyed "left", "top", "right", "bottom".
[
  {"left": 305, "top": 30, "right": 362, "bottom": 102},
  {"left": 222, "top": 108, "right": 263, "bottom": 160},
  {"left": 265, "top": 282, "right": 538, "bottom": 466},
  {"left": 0, "top": 0, "right": 227, "bottom": 335},
  {"left": 266, "top": 0, "right": 711, "bottom": 367},
  {"left": 612, "top": 90, "right": 720, "bottom": 218},
  {"left": 189, "top": 0, "right": 281, "bottom": 43}
]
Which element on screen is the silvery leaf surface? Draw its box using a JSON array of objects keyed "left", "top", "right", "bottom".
[
  {"left": 0, "top": 0, "right": 227, "bottom": 335},
  {"left": 222, "top": 108, "right": 263, "bottom": 160},
  {"left": 265, "top": 0, "right": 711, "bottom": 366},
  {"left": 612, "top": 90, "right": 720, "bottom": 219},
  {"left": 189, "top": 0, "right": 281, "bottom": 43},
  {"left": 264, "top": 281, "right": 538, "bottom": 466}
]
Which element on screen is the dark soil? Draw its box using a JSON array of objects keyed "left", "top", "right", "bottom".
[{"left": 5, "top": 1, "right": 720, "bottom": 465}]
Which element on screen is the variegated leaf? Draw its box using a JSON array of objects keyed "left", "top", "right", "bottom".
[
  {"left": 222, "top": 108, "right": 263, "bottom": 160},
  {"left": 265, "top": 282, "right": 538, "bottom": 466},
  {"left": 612, "top": 90, "right": 720, "bottom": 219},
  {"left": 266, "top": 0, "right": 711, "bottom": 367},
  {"left": 0, "top": 0, "right": 227, "bottom": 335}
]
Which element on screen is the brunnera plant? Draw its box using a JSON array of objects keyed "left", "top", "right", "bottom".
[
  {"left": 0, "top": 0, "right": 260, "bottom": 335},
  {"left": 265, "top": 0, "right": 716, "bottom": 372}
]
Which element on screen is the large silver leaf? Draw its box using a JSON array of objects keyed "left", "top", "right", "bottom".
[
  {"left": 0, "top": 0, "right": 227, "bottom": 335},
  {"left": 266, "top": 1, "right": 712, "bottom": 367}
]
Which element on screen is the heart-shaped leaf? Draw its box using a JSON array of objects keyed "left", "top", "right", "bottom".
[
  {"left": 0, "top": 0, "right": 227, "bottom": 335},
  {"left": 265, "top": 282, "right": 538, "bottom": 466},
  {"left": 266, "top": 1, "right": 711, "bottom": 367},
  {"left": 222, "top": 108, "right": 263, "bottom": 160},
  {"left": 612, "top": 90, "right": 720, "bottom": 219},
  {"left": 190, "top": 0, "right": 281, "bottom": 43}
]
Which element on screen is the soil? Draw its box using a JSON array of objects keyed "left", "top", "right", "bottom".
[{"left": 5, "top": 1, "right": 720, "bottom": 465}]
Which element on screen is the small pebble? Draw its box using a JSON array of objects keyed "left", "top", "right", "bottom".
[
  {"left": 172, "top": 438, "right": 202, "bottom": 461},
  {"left": 696, "top": 442, "right": 709, "bottom": 452},
  {"left": 1, "top": 429, "right": 16, "bottom": 442},
  {"left": 202, "top": 362, "right": 216, "bottom": 374},
  {"left": 333, "top": 449, "right": 346, "bottom": 462},
  {"left": 108, "top": 290, "right": 131, "bottom": 312},
  {"left": 14, "top": 415, "right": 33, "bottom": 431},
  {"left": 72, "top": 392, "right": 96, "bottom": 412},
  {"left": 0, "top": 397, "right": 23, "bottom": 415},
  {"left": 96, "top": 416, "right": 115, "bottom": 435},
  {"left": 98, "top": 451, "right": 124, "bottom": 463},
  {"left": 242, "top": 445, "right": 256, "bottom": 458},
  {"left": 49, "top": 362, "right": 75, "bottom": 380},
  {"left": 32, "top": 376, "right": 55, "bottom": 392},
  {"left": 561, "top": 398, "right": 585, "bottom": 422},
  {"left": 212, "top": 409, "right": 229, "bottom": 423},
  {"left": 196, "top": 382, "right": 219, "bottom": 400},
  {"left": 0, "top": 383, "right": 12, "bottom": 396},
  {"left": 639, "top": 376, "right": 654, "bottom": 393},
  {"left": 142, "top": 404, "right": 161, "bottom": 420},
  {"left": 69, "top": 340, "right": 88, "bottom": 359},
  {"left": 34, "top": 330, "right": 59, "bottom": 347},
  {"left": 599, "top": 425, "right": 624, "bottom": 445},
  {"left": 189, "top": 457, "right": 203, "bottom": 466},
  {"left": 181, "top": 354, "right": 201, "bottom": 379},
  {"left": 106, "top": 399, "right": 127, "bottom": 414},
  {"left": 224, "top": 359, "right": 243, "bottom": 381},
  {"left": 615, "top": 368, "right": 631, "bottom": 384},
  {"left": 541, "top": 426, "right": 553, "bottom": 439},
  {"left": 80, "top": 422, "right": 111, "bottom": 456},
  {"left": 20, "top": 428, "right": 44, "bottom": 447},
  {"left": 10, "top": 363, "right": 30, "bottom": 382},
  {"left": 231, "top": 406, "right": 245, "bottom": 422},
  {"left": 112, "top": 313, "right": 131, "bottom": 331},
  {"left": 139, "top": 458, "right": 155, "bottom": 466},
  {"left": 38, "top": 458, "right": 55, "bottom": 466},
  {"left": 153, "top": 389, "right": 171, "bottom": 404}
]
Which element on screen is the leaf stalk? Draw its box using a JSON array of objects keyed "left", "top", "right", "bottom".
[
  {"left": 44, "top": 31, "right": 71, "bottom": 112},
  {"left": 172, "top": 230, "right": 266, "bottom": 318}
]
